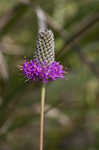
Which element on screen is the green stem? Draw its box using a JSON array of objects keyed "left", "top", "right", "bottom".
[{"left": 40, "top": 84, "right": 46, "bottom": 150}]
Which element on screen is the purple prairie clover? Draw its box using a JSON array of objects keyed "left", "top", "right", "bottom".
[
  {"left": 21, "top": 59, "right": 64, "bottom": 83},
  {"left": 19, "top": 30, "right": 64, "bottom": 83}
]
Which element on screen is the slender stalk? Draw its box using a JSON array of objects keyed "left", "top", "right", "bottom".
[{"left": 40, "top": 83, "right": 46, "bottom": 150}]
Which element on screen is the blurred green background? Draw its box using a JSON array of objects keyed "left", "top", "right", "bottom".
[{"left": 0, "top": 0, "right": 99, "bottom": 150}]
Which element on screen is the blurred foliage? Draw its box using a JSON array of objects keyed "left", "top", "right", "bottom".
[{"left": 0, "top": 0, "right": 99, "bottom": 150}]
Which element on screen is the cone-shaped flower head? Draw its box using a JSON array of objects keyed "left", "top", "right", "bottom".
[
  {"left": 19, "top": 30, "right": 64, "bottom": 83},
  {"left": 34, "top": 30, "right": 55, "bottom": 65}
]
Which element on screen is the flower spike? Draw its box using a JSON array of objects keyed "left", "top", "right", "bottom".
[{"left": 19, "top": 30, "right": 64, "bottom": 83}]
